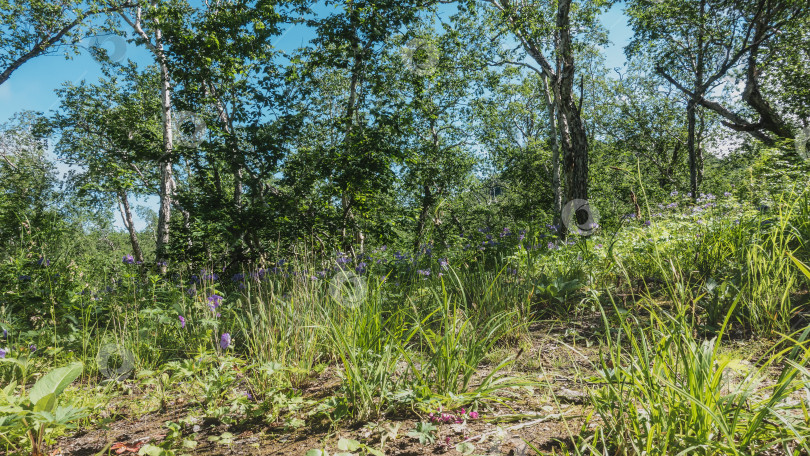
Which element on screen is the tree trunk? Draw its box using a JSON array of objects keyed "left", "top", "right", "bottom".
[
  {"left": 123, "top": 5, "right": 174, "bottom": 271},
  {"left": 155, "top": 31, "right": 174, "bottom": 270},
  {"left": 501, "top": 0, "right": 589, "bottom": 232},
  {"left": 687, "top": 98, "right": 698, "bottom": 199},
  {"left": 341, "top": 32, "right": 365, "bottom": 256},
  {"left": 341, "top": 193, "right": 355, "bottom": 256},
  {"left": 741, "top": 16, "right": 793, "bottom": 140},
  {"left": 205, "top": 81, "right": 246, "bottom": 258},
  {"left": 117, "top": 190, "right": 144, "bottom": 264},
  {"left": 414, "top": 185, "right": 434, "bottom": 253},
  {"left": 556, "top": 0, "right": 588, "bottom": 204},
  {"left": 543, "top": 74, "right": 562, "bottom": 228},
  {"left": 687, "top": 0, "right": 706, "bottom": 201}
]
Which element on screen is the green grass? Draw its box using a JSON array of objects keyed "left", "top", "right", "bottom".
[
  {"left": 587, "top": 298, "right": 810, "bottom": 456},
  {"left": 3, "top": 188, "right": 810, "bottom": 455}
]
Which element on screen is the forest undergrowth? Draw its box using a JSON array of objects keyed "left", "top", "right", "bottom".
[{"left": 2, "top": 189, "right": 810, "bottom": 456}]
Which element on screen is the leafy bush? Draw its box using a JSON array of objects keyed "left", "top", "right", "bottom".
[{"left": 0, "top": 362, "right": 86, "bottom": 456}]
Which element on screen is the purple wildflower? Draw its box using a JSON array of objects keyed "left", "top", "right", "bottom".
[
  {"left": 178, "top": 315, "right": 186, "bottom": 329},
  {"left": 208, "top": 294, "right": 224, "bottom": 311},
  {"left": 417, "top": 269, "right": 431, "bottom": 277},
  {"left": 123, "top": 254, "right": 135, "bottom": 264},
  {"left": 201, "top": 271, "right": 219, "bottom": 281},
  {"left": 0, "top": 348, "right": 5, "bottom": 358},
  {"left": 29, "top": 344, "right": 36, "bottom": 352},
  {"left": 220, "top": 333, "right": 231, "bottom": 350}
]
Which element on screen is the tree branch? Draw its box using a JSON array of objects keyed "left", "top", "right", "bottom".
[{"left": 0, "top": 2, "right": 135, "bottom": 86}]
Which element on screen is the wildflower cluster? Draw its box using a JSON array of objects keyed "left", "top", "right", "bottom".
[{"left": 428, "top": 408, "right": 480, "bottom": 424}]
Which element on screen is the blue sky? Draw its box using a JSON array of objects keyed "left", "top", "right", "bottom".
[{"left": 0, "top": 2, "right": 632, "bottom": 230}]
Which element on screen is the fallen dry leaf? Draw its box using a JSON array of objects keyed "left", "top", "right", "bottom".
[{"left": 111, "top": 441, "right": 145, "bottom": 454}]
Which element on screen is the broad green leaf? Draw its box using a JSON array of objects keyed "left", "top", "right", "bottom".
[
  {"left": 456, "top": 442, "right": 475, "bottom": 455},
  {"left": 52, "top": 405, "right": 89, "bottom": 425},
  {"left": 29, "top": 362, "right": 83, "bottom": 405},
  {"left": 1, "top": 381, "right": 16, "bottom": 397},
  {"left": 33, "top": 392, "right": 56, "bottom": 413},
  {"left": 138, "top": 444, "right": 166, "bottom": 456},
  {"left": 337, "top": 438, "right": 361, "bottom": 451}
]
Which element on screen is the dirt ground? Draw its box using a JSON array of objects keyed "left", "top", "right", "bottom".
[{"left": 51, "top": 314, "right": 777, "bottom": 456}]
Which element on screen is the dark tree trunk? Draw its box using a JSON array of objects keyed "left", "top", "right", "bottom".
[
  {"left": 206, "top": 81, "right": 247, "bottom": 260},
  {"left": 686, "top": 0, "right": 706, "bottom": 201},
  {"left": 414, "top": 185, "right": 434, "bottom": 253},
  {"left": 117, "top": 190, "right": 144, "bottom": 264},
  {"left": 687, "top": 99, "right": 698, "bottom": 199},
  {"left": 556, "top": 0, "right": 588, "bottom": 203}
]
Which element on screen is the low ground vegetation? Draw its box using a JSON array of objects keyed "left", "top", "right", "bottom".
[{"left": 1, "top": 188, "right": 810, "bottom": 455}]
